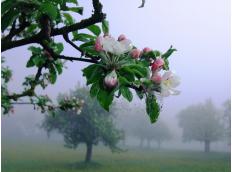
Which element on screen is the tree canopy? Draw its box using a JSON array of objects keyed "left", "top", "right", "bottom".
[
  {"left": 1, "top": 0, "right": 180, "bottom": 123},
  {"left": 177, "top": 99, "right": 224, "bottom": 152},
  {"left": 42, "top": 87, "right": 123, "bottom": 163}
]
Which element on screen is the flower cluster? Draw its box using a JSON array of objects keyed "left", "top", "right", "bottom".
[
  {"left": 82, "top": 32, "right": 180, "bottom": 123},
  {"left": 94, "top": 34, "right": 180, "bottom": 97},
  {"left": 150, "top": 58, "right": 180, "bottom": 97}
]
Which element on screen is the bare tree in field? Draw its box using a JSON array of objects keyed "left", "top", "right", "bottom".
[{"left": 177, "top": 99, "right": 224, "bottom": 153}]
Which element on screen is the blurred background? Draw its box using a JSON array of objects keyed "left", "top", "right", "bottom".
[{"left": 2, "top": 0, "right": 231, "bottom": 171}]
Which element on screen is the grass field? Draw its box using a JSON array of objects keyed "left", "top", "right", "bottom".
[{"left": 2, "top": 140, "right": 230, "bottom": 172}]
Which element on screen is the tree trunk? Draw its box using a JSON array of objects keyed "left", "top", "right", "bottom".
[
  {"left": 147, "top": 139, "right": 151, "bottom": 149},
  {"left": 158, "top": 140, "right": 161, "bottom": 150},
  {"left": 140, "top": 138, "right": 144, "bottom": 148},
  {"left": 122, "top": 139, "right": 126, "bottom": 146},
  {"left": 204, "top": 140, "right": 210, "bottom": 153},
  {"left": 85, "top": 143, "right": 93, "bottom": 163}
]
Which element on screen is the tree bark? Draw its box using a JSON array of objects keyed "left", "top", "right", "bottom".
[
  {"left": 85, "top": 143, "right": 93, "bottom": 163},
  {"left": 204, "top": 140, "right": 210, "bottom": 153}
]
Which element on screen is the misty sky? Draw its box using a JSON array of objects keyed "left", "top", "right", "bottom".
[{"left": 2, "top": 0, "right": 231, "bottom": 118}]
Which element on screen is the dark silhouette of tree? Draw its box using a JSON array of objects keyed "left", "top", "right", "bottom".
[
  {"left": 177, "top": 99, "right": 224, "bottom": 153},
  {"left": 42, "top": 87, "right": 123, "bottom": 163}
]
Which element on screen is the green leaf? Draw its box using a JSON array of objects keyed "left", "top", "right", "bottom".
[
  {"left": 118, "top": 76, "right": 131, "bottom": 85},
  {"left": 97, "top": 88, "right": 114, "bottom": 111},
  {"left": 87, "top": 25, "right": 101, "bottom": 36},
  {"left": 40, "top": 2, "right": 58, "bottom": 20},
  {"left": 81, "top": 46, "right": 100, "bottom": 56},
  {"left": 136, "top": 90, "right": 144, "bottom": 99},
  {"left": 72, "top": 31, "right": 78, "bottom": 39},
  {"left": 163, "top": 59, "right": 169, "bottom": 70},
  {"left": 119, "top": 67, "right": 135, "bottom": 82},
  {"left": 53, "top": 43, "right": 64, "bottom": 54},
  {"left": 26, "top": 24, "right": 38, "bottom": 33},
  {"left": 120, "top": 86, "right": 133, "bottom": 102},
  {"left": 162, "top": 46, "right": 177, "bottom": 59},
  {"left": 146, "top": 94, "right": 160, "bottom": 123},
  {"left": 90, "top": 82, "right": 100, "bottom": 98},
  {"left": 1, "top": 0, "right": 14, "bottom": 16},
  {"left": 49, "top": 65, "right": 57, "bottom": 84},
  {"left": 102, "top": 20, "right": 109, "bottom": 34},
  {"left": 26, "top": 57, "right": 35, "bottom": 67},
  {"left": 32, "top": 55, "right": 46, "bottom": 67},
  {"left": 130, "top": 64, "right": 148, "bottom": 77},
  {"left": 141, "top": 78, "right": 153, "bottom": 87},
  {"left": 82, "top": 64, "right": 103, "bottom": 85},
  {"left": 63, "top": 13, "right": 74, "bottom": 25},
  {"left": 54, "top": 61, "right": 63, "bottom": 74},
  {"left": 79, "top": 41, "right": 95, "bottom": 49},
  {"left": 73, "top": 33, "right": 95, "bottom": 42},
  {"left": 69, "top": 7, "right": 83, "bottom": 15},
  {"left": 146, "top": 50, "right": 161, "bottom": 59},
  {"left": 1, "top": 9, "right": 19, "bottom": 32},
  {"left": 28, "top": 46, "right": 42, "bottom": 55},
  {"left": 66, "top": 0, "right": 78, "bottom": 5},
  {"left": 120, "top": 64, "right": 148, "bottom": 80}
]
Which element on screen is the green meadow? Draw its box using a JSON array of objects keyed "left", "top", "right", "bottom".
[{"left": 2, "top": 140, "right": 230, "bottom": 172}]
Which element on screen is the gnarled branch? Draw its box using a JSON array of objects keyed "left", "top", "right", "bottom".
[{"left": 1, "top": 0, "right": 106, "bottom": 52}]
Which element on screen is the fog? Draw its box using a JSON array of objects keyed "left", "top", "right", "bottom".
[{"left": 2, "top": 0, "right": 230, "bottom": 154}]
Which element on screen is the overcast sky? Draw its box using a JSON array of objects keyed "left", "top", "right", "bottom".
[{"left": 2, "top": 0, "right": 230, "bottom": 118}]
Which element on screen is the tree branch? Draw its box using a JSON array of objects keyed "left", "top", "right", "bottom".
[
  {"left": 40, "top": 41, "right": 99, "bottom": 63},
  {"left": 3, "top": 13, "right": 30, "bottom": 41},
  {"left": 52, "top": 0, "right": 105, "bottom": 36},
  {"left": 63, "top": 33, "right": 101, "bottom": 60},
  {"left": 1, "top": 0, "right": 106, "bottom": 52},
  {"left": 7, "top": 66, "right": 43, "bottom": 100},
  {"left": 58, "top": 55, "right": 98, "bottom": 63}
]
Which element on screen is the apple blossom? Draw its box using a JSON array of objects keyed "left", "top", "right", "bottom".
[
  {"left": 118, "top": 34, "right": 126, "bottom": 41},
  {"left": 151, "top": 58, "right": 165, "bottom": 71},
  {"left": 94, "top": 36, "right": 103, "bottom": 51},
  {"left": 151, "top": 73, "right": 162, "bottom": 84},
  {"left": 100, "top": 36, "right": 132, "bottom": 55},
  {"left": 130, "top": 48, "right": 141, "bottom": 59},
  {"left": 104, "top": 70, "right": 118, "bottom": 89},
  {"left": 143, "top": 47, "right": 152, "bottom": 53},
  {"left": 160, "top": 71, "right": 180, "bottom": 97}
]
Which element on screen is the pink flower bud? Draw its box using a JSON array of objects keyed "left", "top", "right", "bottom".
[
  {"left": 130, "top": 49, "right": 141, "bottom": 59},
  {"left": 143, "top": 47, "right": 152, "bottom": 53},
  {"left": 151, "top": 58, "right": 164, "bottom": 71},
  {"left": 104, "top": 70, "right": 118, "bottom": 89},
  {"left": 118, "top": 34, "right": 126, "bottom": 41},
  {"left": 94, "top": 36, "right": 103, "bottom": 52},
  {"left": 151, "top": 73, "right": 162, "bottom": 84}
]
